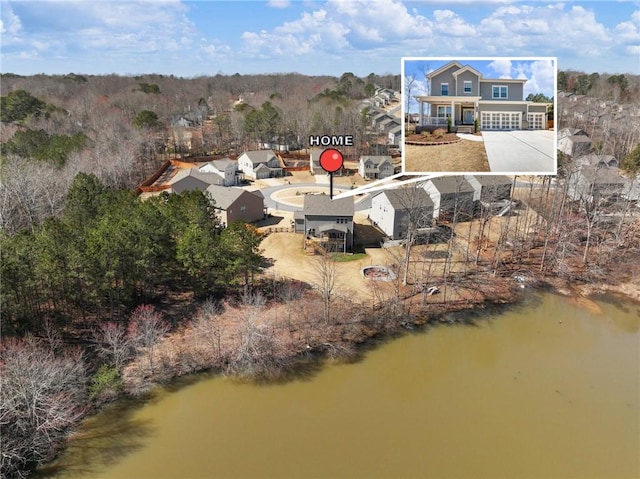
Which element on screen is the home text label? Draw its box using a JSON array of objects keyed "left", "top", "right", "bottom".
[{"left": 309, "top": 135, "right": 354, "bottom": 147}]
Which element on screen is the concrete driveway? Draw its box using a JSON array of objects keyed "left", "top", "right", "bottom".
[{"left": 482, "top": 130, "right": 555, "bottom": 174}]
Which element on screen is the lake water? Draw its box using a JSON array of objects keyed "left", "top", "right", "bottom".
[{"left": 38, "top": 293, "right": 640, "bottom": 479}]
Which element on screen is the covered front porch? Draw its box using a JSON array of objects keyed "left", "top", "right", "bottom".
[{"left": 414, "top": 96, "right": 481, "bottom": 128}]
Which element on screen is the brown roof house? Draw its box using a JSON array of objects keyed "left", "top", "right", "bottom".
[
  {"left": 205, "top": 185, "right": 265, "bottom": 226},
  {"left": 295, "top": 195, "right": 354, "bottom": 253}
]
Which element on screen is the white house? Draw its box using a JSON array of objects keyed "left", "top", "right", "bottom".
[
  {"left": 388, "top": 125, "right": 402, "bottom": 146},
  {"left": 370, "top": 188, "right": 434, "bottom": 240},
  {"left": 358, "top": 156, "right": 394, "bottom": 180},
  {"left": 557, "top": 128, "right": 592, "bottom": 158},
  {"left": 198, "top": 158, "right": 239, "bottom": 186},
  {"left": 237, "top": 149, "right": 283, "bottom": 180}
]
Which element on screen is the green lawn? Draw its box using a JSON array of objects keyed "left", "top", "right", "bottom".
[{"left": 332, "top": 252, "right": 367, "bottom": 262}]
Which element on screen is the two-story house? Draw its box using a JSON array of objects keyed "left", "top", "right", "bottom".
[
  {"left": 237, "top": 149, "right": 283, "bottom": 180},
  {"left": 369, "top": 188, "right": 434, "bottom": 240},
  {"left": 198, "top": 158, "right": 239, "bottom": 186},
  {"left": 295, "top": 195, "right": 354, "bottom": 253},
  {"left": 413, "top": 61, "right": 549, "bottom": 131},
  {"left": 358, "top": 156, "right": 394, "bottom": 180},
  {"left": 421, "top": 176, "right": 475, "bottom": 221}
]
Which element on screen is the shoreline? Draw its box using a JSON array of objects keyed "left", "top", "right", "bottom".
[{"left": 32, "top": 273, "right": 639, "bottom": 479}]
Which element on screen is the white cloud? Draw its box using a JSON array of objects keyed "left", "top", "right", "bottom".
[
  {"left": 524, "top": 59, "right": 555, "bottom": 97},
  {"left": 488, "top": 59, "right": 512, "bottom": 78},
  {"left": 1, "top": 0, "right": 638, "bottom": 77},
  {"left": 0, "top": 1, "right": 22, "bottom": 37},
  {"left": 432, "top": 9, "right": 476, "bottom": 36},
  {"left": 242, "top": 8, "right": 350, "bottom": 57},
  {"left": 614, "top": 10, "right": 640, "bottom": 43}
]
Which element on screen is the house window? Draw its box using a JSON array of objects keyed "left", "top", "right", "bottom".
[
  {"left": 492, "top": 86, "right": 508, "bottom": 99},
  {"left": 437, "top": 106, "right": 452, "bottom": 118},
  {"left": 464, "top": 81, "right": 472, "bottom": 93},
  {"left": 441, "top": 83, "right": 449, "bottom": 96},
  {"left": 240, "top": 206, "right": 246, "bottom": 212}
]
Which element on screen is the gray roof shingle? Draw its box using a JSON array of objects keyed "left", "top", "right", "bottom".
[{"left": 303, "top": 195, "right": 354, "bottom": 216}]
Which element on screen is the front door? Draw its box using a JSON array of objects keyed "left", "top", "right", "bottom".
[{"left": 463, "top": 109, "right": 474, "bottom": 125}]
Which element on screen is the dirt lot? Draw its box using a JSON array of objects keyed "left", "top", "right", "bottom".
[
  {"left": 404, "top": 138, "right": 490, "bottom": 173},
  {"left": 261, "top": 233, "right": 403, "bottom": 303}
]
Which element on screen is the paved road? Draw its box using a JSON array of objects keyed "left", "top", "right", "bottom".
[
  {"left": 258, "top": 182, "right": 372, "bottom": 212},
  {"left": 482, "top": 130, "right": 555, "bottom": 174}
]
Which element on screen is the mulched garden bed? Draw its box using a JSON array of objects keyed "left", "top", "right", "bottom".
[{"left": 405, "top": 132, "right": 461, "bottom": 145}]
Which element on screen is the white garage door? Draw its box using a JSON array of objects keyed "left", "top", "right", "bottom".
[
  {"left": 480, "top": 112, "right": 521, "bottom": 130},
  {"left": 527, "top": 113, "right": 545, "bottom": 130}
]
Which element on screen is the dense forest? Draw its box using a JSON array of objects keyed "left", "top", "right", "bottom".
[{"left": 0, "top": 70, "right": 400, "bottom": 478}]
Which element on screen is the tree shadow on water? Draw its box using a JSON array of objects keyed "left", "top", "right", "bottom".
[{"left": 33, "top": 398, "right": 155, "bottom": 478}]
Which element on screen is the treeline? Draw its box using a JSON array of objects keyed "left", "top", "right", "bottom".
[
  {"left": 1, "top": 72, "right": 399, "bottom": 235},
  {"left": 558, "top": 70, "right": 639, "bottom": 101},
  {"left": 0, "top": 173, "right": 264, "bottom": 336}
]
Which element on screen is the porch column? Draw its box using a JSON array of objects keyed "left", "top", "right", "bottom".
[
  {"left": 419, "top": 100, "right": 424, "bottom": 127},
  {"left": 474, "top": 100, "right": 479, "bottom": 120},
  {"left": 451, "top": 99, "right": 455, "bottom": 125}
]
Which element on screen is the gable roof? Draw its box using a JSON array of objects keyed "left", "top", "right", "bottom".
[
  {"left": 376, "top": 188, "right": 434, "bottom": 210},
  {"left": 199, "top": 158, "right": 237, "bottom": 173},
  {"left": 360, "top": 155, "right": 392, "bottom": 167},
  {"left": 566, "top": 136, "right": 593, "bottom": 144},
  {"left": 427, "top": 61, "right": 465, "bottom": 78},
  {"left": 241, "top": 149, "right": 277, "bottom": 166},
  {"left": 452, "top": 65, "right": 483, "bottom": 78},
  {"left": 205, "top": 185, "right": 263, "bottom": 210},
  {"left": 427, "top": 176, "right": 475, "bottom": 194},
  {"left": 576, "top": 153, "right": 617, "bottom": 168},
  {"left": 577, "top": 166, "right": 629, "bottom": 186},
  {"left": 469, "top": 175, "right": 512, "bottom": 187},
  {"left": 170, "top": 168, "right": 224, "bottom": 187},
  {"left": 304, "top": 195, "right": 354, "bottom": 217}
]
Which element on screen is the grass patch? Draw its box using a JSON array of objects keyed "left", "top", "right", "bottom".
[{"left": 332, "top": 252, "right": 367, "bottom": 262}]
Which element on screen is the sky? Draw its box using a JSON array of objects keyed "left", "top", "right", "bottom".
[{"left": 0, "top": 0, "right": 638, "bottom": 78}]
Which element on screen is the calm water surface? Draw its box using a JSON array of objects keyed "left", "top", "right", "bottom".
[{"left": 39, "top": 293, "right": 640, "bottom": 479}]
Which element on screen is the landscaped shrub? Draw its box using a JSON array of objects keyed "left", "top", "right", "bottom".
[
  {"left": 433, "top": 128, "right": 446, "bottom": 139},
  {"left": 474, "top": 118, "right": 479, "bottom": 133}
]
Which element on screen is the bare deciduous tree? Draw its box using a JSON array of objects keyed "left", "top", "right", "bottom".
[
  {"left": 311, "top": 251, "right": 337, "bottom": 323},
  {"left": 1, "top": 337, "right": 88, "bottom": 478},
  {"left": 127, "top": 305, "right": 169, "bottom": 375},
  {"left": 94, "top": 321, "right": 131, "bottom": 373}
]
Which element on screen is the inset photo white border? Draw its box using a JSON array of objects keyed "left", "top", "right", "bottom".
[{"left": 402, "top": 56, "right": 557, "bottom": 176}]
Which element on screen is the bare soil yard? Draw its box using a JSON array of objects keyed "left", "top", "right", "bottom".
[
  {"left": 405, "top": 138, "right": 490, "bottom": 173},
  {"left": 261, "top": 233, "right": 398, "bottom": 303}
]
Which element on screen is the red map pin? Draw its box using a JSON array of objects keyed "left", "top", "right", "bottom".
[{"left": 319, "top": 148, "right": 343, "bottom": 173}]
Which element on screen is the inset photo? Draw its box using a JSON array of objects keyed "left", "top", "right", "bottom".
[{"left": 402, "top": 57, "right": 556, "bottom": 175}]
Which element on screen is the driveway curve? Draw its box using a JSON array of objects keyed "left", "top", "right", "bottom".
[{"left": 257, "top": 182, "right": 371, "bottom": 212}]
